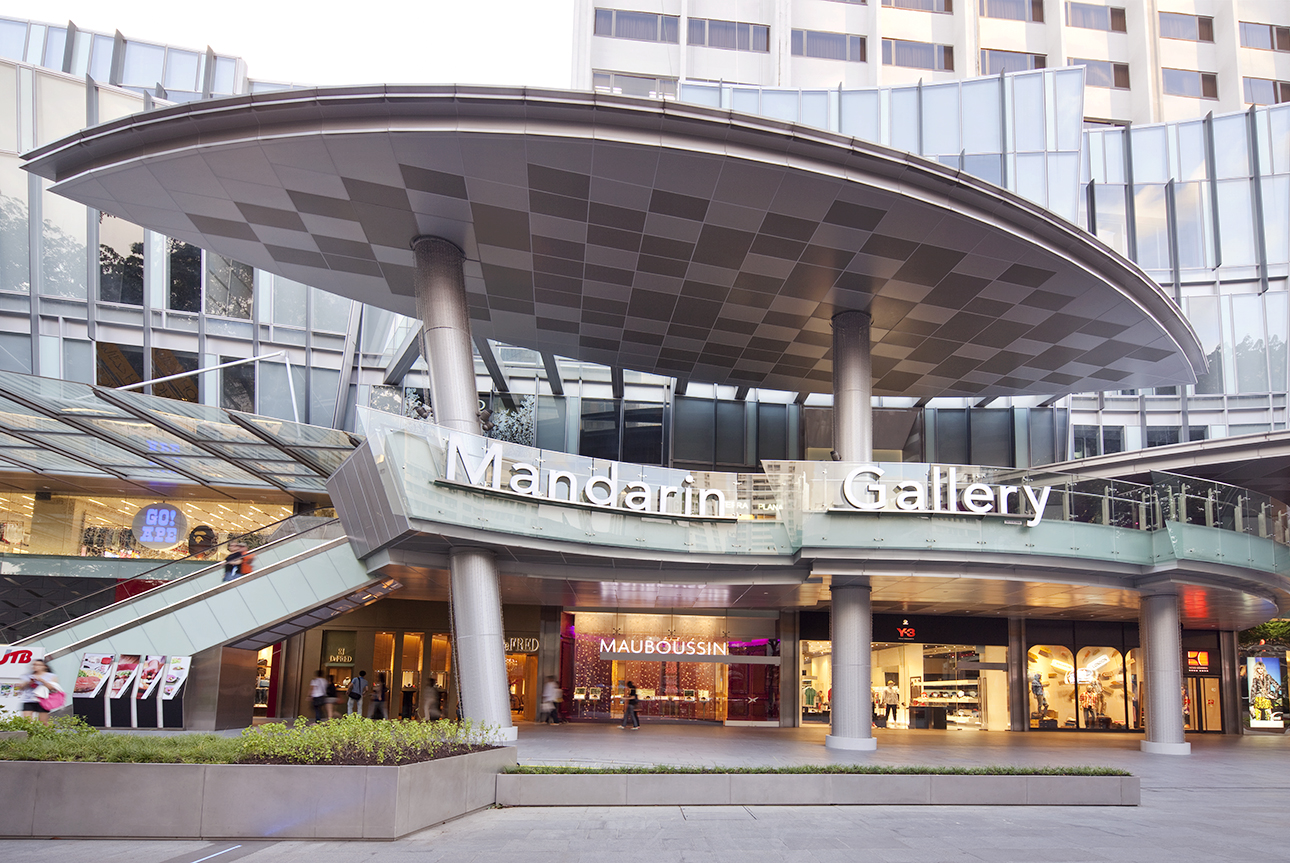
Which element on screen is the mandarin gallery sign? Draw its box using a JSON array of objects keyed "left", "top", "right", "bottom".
[
  {"left": 832, "top": 465, "right": 1054, "bottom": 527},
  {"left": 440, "top": 436, "right": 734, "bottom": 519}
]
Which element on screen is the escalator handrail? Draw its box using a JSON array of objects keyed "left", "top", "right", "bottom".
[{"left": 1, "top": 513, "right": 342, "bottom": 643}]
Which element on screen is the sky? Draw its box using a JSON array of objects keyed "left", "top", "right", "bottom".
[{"left": 13, "top": 0, "right": 576, "bottom": 87}]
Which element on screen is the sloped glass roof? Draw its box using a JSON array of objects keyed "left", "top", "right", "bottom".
[{"left": 0, "top": 370, "right": 361, "bottom": 496}]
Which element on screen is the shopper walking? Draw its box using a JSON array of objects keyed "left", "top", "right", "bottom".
[
  {"left": 222, "top": 541, "right": 254, "bottom": 582},
  {"left": 539, "top": 675, "right": 563, "bottom": 724},
  {"left": 21, "top": 658, "right": 63, "bottom": 723},
  {"left": 368, "top": 672, "right": 388, "bottom": 719},
  {"left": 309, "top": 670, "right": 328, "bottom": 722},
  {"left": 347, "top": 670, "right": 368, "bottom": 715},
  {"left": 619, "top": 680, "right": 640, "bottom": 729},
  {"left": 422, "top": 680, "right": 442, "bottom": 721}
]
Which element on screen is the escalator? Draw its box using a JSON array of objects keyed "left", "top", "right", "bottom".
[{"left": 8, "top": 516, "right": 397, "bottom": 690}]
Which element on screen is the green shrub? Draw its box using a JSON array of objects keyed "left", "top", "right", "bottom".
[
  {"left": 237, "top": 714, "right": 495, "bottom": 766},
  {"left": 0, "top": 713, "right": 98, "bottom": 739},
  {"left": 0, "top": 713, "right": 497, "bottom": 765},
  {"left": 505, "top": 764, "right": 1130, "bottom": 776}
]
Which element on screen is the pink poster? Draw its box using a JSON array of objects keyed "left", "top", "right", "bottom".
[
  {"left": 108, "top": 655, "right": 141, "bottom": 699},
  {"left": 134, "top": 656, "right": 166, "bottom": 699}
]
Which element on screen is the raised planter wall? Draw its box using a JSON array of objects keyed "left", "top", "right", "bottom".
[
  {"left": 495, "top": 772, "right": 1140, "bottom": 807},
  {"left": 0, "top": 746, "right": 516, "bottom": 839}
]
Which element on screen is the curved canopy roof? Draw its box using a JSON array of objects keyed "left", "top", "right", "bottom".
[{"left": 25, "top": 85, "right": 1205, "bottom": 397}]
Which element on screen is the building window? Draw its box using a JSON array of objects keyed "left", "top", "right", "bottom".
[
  {"left": 979, "top": 0, "right": 1043, "bottom": 22},
  {"left": 1073, "top": 425, "right": 1100, "bottom": 458},
  {"left": 205, "top": 254, "right": 253, "bottom": 319},
  {"left": 168, "top": 239, "right": 201, "bottom": 312},
  {"left": 593, "top": 9, "right": 679, "bottom": 44},
  {"left": 1240, "top": 22, "right": 1290, "bottom": 52},
  {"left": 791, "top": 30, "right": 867, "bottom": 62},
  {"left": 688, "top": 19, "right": 770, "bottom": 53},
  {"left": 1102, "top": 427, "right": 1124, "bottom": 454},
  {"left": 1067, "top": 3, "right": 1127, "bottom": 32},
  {"left": 981, "top": 49, "right": 1045, "bottom": 74},
  {"left": 882, "top": 39, "right": 953, "bottom": 71},
  {"left": 98, "top": 214, "right": 144, "bottom": 307},
  {"left": 1163, "top": 68, "right": 1218, "bottom": 99},
  {"left": 1071, "top": 58, "right": 1131, "bottom": 89},
  {"left": 592, "top": 70, "right": 677, "bottom": 99},
  {"left": 1245, "top": 77, "right": 1290, "bottom": 105},
  {"left": 1160, "top": 12, "right": 1214, "bottom": 42},
  {"left": 1146, "top": 426, "right": 1180, "bottom": 447},
  {"left": 882, "top": 0, "right": 952, "bottom": 13}
]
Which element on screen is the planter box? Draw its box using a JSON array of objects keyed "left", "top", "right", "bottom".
[
  {"left": 0, "top": 731, "right": 27, "bottom": 742},
  {"left": 0, "top": 746, "right": 516, "bottom": 839},
  {"left": 496, "top": 772, "right": 1139, "bottom": 807}
]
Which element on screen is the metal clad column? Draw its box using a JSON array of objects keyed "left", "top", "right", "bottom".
[
  {"left": 826, "top": 585, "right": 876, "bottom": 750},
  {"left": 450, "top": 548, "right": 516, "bottom": 741},
  {"left": 1140, "top": 593, "right": 1190, "bottom": 755},
  {"left": 827, "top": 310, "right": 876, "bottom": 750},
  {"left": 413, "top": 236, "right": 479, "bottom": 434},
  {"left": 413, "top": 237, "right": 514, "bottom": 741},
  {"left": 1008, "top": 617, "right": 1028, "bottom": 732},
  {"left": 832, "top": 311, "right": 873, "bottom": 462}
]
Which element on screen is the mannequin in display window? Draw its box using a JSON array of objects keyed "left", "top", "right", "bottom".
[
  {"left": 881, "top": 683, "right": 900, "bottom": 724},
  {"left": 1079, "top": 678, "right": 1104, "bottom": 728},
  {"left": 1029, "top": 672, "right": 1049, "bottom": 715}
]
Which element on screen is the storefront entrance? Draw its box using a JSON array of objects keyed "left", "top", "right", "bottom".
[
  {"left": 507, "top": 652, "right": 537, "bottom": 721},
  {"left": 566, "top": 610, "right": 781, "bottom": 724}
]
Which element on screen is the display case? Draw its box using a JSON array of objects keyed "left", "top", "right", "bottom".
[{"left": 909, "top": 679, "right": 980, "bottom": 728}]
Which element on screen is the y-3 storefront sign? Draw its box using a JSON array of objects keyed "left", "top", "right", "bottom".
[
  {"left": 440, "top": 435, "right": 735, "bottom": 520},
  {"left": 833, "top": 465, "right": 1054, "bottom": 527}
]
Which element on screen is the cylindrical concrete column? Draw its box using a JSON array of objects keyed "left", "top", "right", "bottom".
[
  {"left": 826, "top": 584, "right": 876, "bottom": 750},
  {"left": 449, "top": 548, "right": 516, "bottom": 741},
  {"left": 832, "top": 311, "right": 873, "bottom": 462},
  {"left": 1008, "top": 617, "right": 1028, "bottom": 732},
  {"left": 412, "top": 236, "right": 479, "bottom": 435},
  {"left": 1140, "top": 593, "right": 1190, "bottom": 755}
]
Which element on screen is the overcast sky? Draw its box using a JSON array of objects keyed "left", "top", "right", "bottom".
[{"left": 13, "top": 0, "right": 576, "bottom": 87}]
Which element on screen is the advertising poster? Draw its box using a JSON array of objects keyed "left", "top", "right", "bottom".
[
  {"left": 0, "top": 645, "right": 41, "bottom": 717},
  {"left": 108, "top": 655, "right": 142, "bottom": 699},
  {"left": 73, "top": 653, "right": 114, "bottom": 699},
  {"left": 161, "top": 655, "right": 191, "bottom": 700},
  {"left": 134, "top": 656, "right": 166, "bottom": 699},
  {"left": 1247, "top": 657, "right": 1285, "bottom": 728}
]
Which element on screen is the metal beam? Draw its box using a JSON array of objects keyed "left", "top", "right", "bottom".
[
  {"left": 675, "top": 378, "right": 689, "bottom": 397},
  {"left": 1037, "top": 393, "right": 1066, "bottom": 408},
  {"left": 611, "top": 366, "right": 624, "bottom": 400},
  {"left": 793, "top": 391, "right": 808, "bottom": 405},
  {"left": 382, "top": 326, "right": 422, "bottom": 385},
  {"left": 734, "top": 386, "right": 750, "bottom": 401},
  {"left": 974, "top": 396, "right": 997, "bottom": 408},
  {"left": 473, "top": 335, "right": 516, "bottom": 411},
  {"left": 540, "top": 351, "right": 564, "bottom": 396},
  {"left": 332, "top": 304, "right": 363, "bottom": 428}
]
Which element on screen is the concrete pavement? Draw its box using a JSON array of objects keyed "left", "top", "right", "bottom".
[{"left": 5, "top": 724, "right": 1287, "bottom": 862}]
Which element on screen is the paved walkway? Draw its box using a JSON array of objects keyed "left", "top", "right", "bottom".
[{"left": 8, "top": 724, "right": 1289, "bottom": 863}]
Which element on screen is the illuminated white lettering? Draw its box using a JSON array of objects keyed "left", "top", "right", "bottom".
[
  {"left": 509, "top": 463, "right": 539, "bottom": 495},
  {"left": 894, "top": 481, "right": 926, "bottom": 511},
  {"left": 962, "top": 483, "right": 995, "bottom": 514},
  {"left": 1024, "top": 486, "right": 1053, "bottom": 527}
]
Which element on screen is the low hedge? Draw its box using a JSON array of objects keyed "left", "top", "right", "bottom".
[
  {"left": 507, "top": 764, "right": 1130, "bottom": 776},
  {"left": 0, "top": 714, "right": 497, "bottom": 765}
]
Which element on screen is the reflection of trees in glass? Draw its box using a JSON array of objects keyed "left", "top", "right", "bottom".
[
  {"left": 41, "top": 214, "right": 87, "bottom": 299},
  {"left": 1194, "top": 345, "right": 1224, "bottom": 395},
  {"left": 487, "top": 396, "right": 536, "bottom": 447},
  {"left": 0, "top": 194, "right": 29, "bottom": 292},
  {"left": 1268, "top": 333, "right": 1286, "bottom": 392},
  {"left": 1234, "top": 333, "right": 1270, "bottom": 393},
  {"left": 169, "top": 240, "right": 201, "bottom": 312},
  {"left": 221, "top": 358, "right": 254, "bottom": 412},
  {"left": 206, "top": 254, "right": 253, "bottom": 319},
  {"left": 99, "top": 240, "right": 144, "bottom": 305}
]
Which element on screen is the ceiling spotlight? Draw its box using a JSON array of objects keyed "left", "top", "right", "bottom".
[
  {"left": 412, "top": 404, "right": 431, "bottom": 420},
  {"left": 829, "top": 450, "right": 841, "bottom": 461},
  {"left": 478, "top": 406, "right": 494, "bottom": 432}
]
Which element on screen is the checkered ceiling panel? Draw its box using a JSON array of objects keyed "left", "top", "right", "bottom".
[{"left": 38, "top": 93, "right": 1196, "bottom": 397}]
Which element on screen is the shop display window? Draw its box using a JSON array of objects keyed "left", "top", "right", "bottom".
[
  {"left": 1241, "top": 650, "right": 1287, "bottom": 731},
  {"left": 1126, "top": 648, "right": 1143, "bottom": 729},
  {"left": 399, "top": 632, "right": 423, "bottom": 719},
  {"left": 568, "top": 611, "right": 777, "bottom": 723},
  {"left": 800, "top": 640, "right": 831, "bottom": 723},
  {"left": 373, "top": 631, "right": 395, "bottom": 702},
  {"left": 1074, "top": 646, "right": 1126, "bottom": 729},
  {"left": 1027, "top": 645, "right": 1076, "bottom": 729}
]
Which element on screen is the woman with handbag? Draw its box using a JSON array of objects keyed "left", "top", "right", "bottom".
[{"left": 22, "top": 658, "right": 64, "bottom": 723}]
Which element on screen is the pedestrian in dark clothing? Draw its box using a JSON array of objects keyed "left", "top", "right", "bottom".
[{"left": 619, "top": 680, "right": 640, "bottom": 729}]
